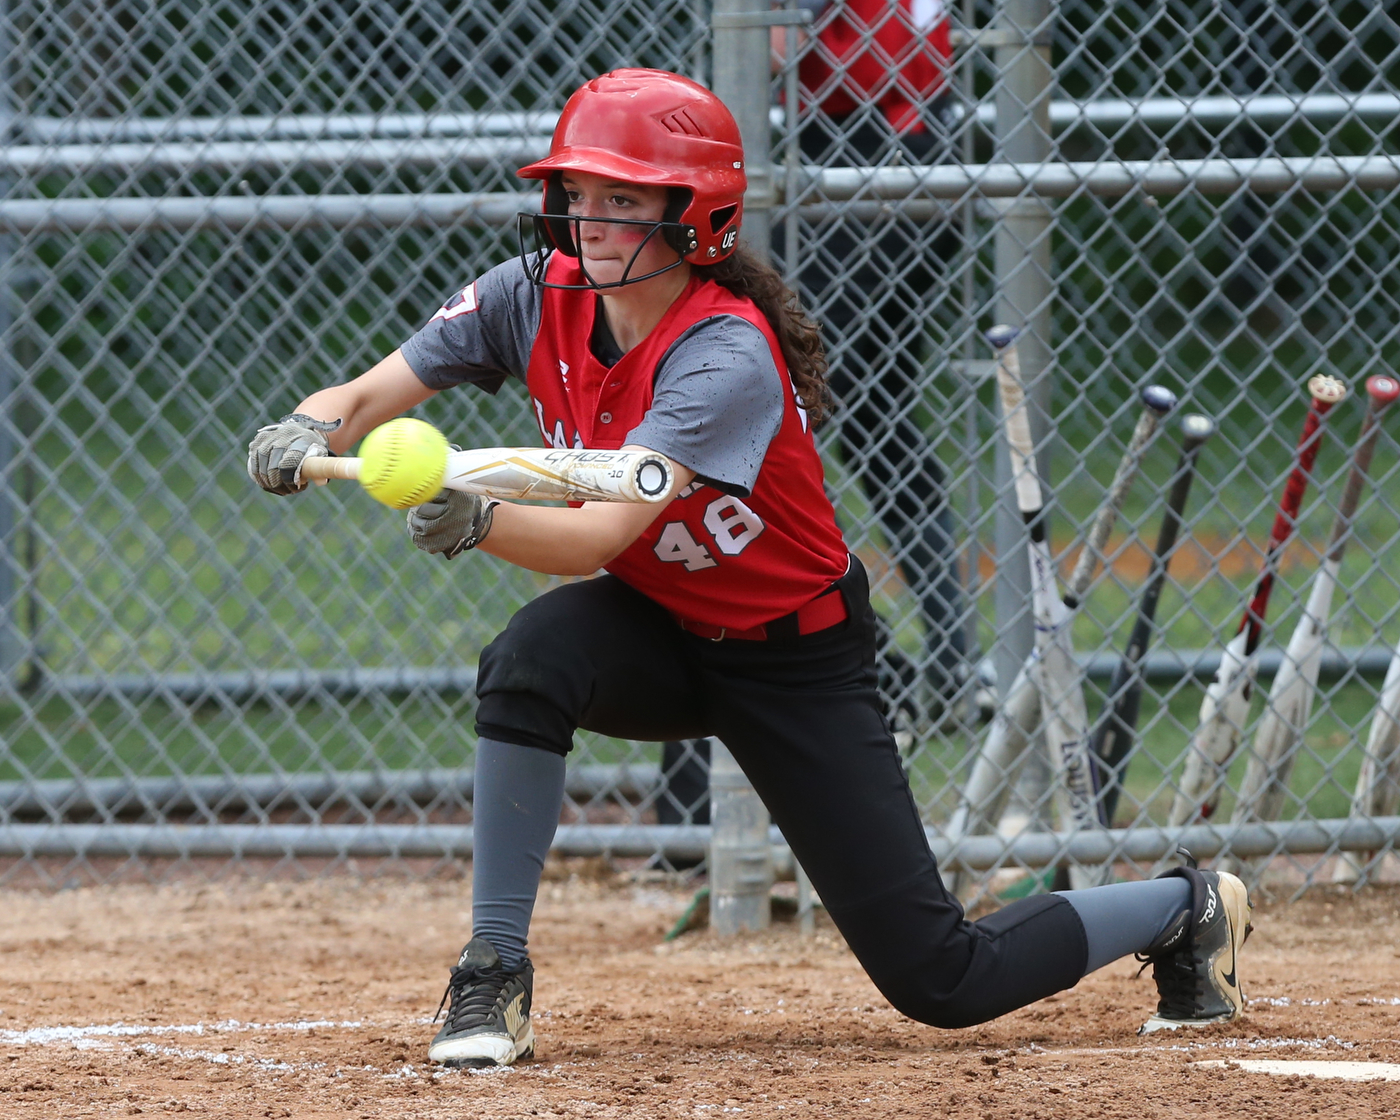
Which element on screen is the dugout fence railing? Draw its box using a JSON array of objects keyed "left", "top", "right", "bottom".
[{"left": 0, "top": 1, "right": 1397, "bottom": 901}]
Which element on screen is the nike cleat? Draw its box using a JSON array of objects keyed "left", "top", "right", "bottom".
[
  {"left": 1138, "top": 865, "right": 1253, "bottom": 1034},
  {"left": 429, "top": 938, "right": 535, "bottom": 1068}
]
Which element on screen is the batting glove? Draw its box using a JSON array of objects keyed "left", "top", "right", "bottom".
[
  {"left": 246, "top": 414, "right": 342, "bottom": 496},
  {"left": 406, "top": 489, "right": 499, "bottom": 559}
]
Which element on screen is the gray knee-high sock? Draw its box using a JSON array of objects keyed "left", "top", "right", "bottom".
[
  {"left": 1057, "top": 878, "right": 1194, "bottom": 974},
  {"left": 471, "top": 737, "right": 566, "bottom": 970}
]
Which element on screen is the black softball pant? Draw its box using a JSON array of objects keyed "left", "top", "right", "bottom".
[{"left": 474, "top": 559, "right": 1087, "bottom": 1028}]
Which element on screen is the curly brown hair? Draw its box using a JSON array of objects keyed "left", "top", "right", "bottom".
[{"left": 693, "top": 248, "right": 832, "bottom": 427}]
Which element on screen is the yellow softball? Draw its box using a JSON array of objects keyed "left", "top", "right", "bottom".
[{"left": 357, "top": 418, "right": 450, "bottom": 509}]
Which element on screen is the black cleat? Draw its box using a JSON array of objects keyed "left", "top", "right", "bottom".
[
  {"left": 429, "top": 938, "right": 535, "bottom": 1067},
  {"left": 1137, "top": 866, "right": 1253, "bottom": 1034}
]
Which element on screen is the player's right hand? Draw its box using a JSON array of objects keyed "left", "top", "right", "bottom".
[
  {"left": 406, "top": 489, "right": 497, "bottom": 558},
  {"left": 246, "top": 414, "right": 342, "bottom": 495}
]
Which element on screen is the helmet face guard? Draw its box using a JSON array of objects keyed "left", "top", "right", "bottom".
[
  {"left": 516, "top": 211, "right": 697, "bottom": 290},
  {"left": 516, "top": 176, "right": 701, "bottom": 290}
]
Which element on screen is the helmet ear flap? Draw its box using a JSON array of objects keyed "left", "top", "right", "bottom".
[
  {"left": 661, "top": 189, "right": 698, "bottom": 257},
  {"left": 539, "top": 174, "right": 579, "bottom": 256}
]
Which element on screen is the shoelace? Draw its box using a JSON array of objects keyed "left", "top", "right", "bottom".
[
  {"left": 434, "top": 963, "right": 513, "bottom": 1033},
  {"left": 1134, "top": 947, "right": 1203, "bottom": 1017}
]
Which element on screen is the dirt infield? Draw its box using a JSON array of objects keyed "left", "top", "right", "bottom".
[{"left": 4, "top": 864, "right": 1400, "bottom": 1119}]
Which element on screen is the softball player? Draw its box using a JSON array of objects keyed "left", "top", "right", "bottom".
[{"left": 247, "top": 69, "right": 1252, "bottom": 1068}]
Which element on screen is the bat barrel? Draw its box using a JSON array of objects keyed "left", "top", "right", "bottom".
[{"left": 443, "top": 447, "right": 675, "bottom": 503}]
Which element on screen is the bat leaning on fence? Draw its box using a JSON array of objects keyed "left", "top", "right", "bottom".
[
  {"left": 1334, "top": 637, "right": 1400, "bottom": 884},
  {"left": 1223, "top": 375, "right": 1400, "bottom": 870},
  {"left": 1168, "top": 374, "right": 1349, "bottom": 828},
  {"left": 944, "top": 328, "right": 1174, "bottom": 892},
  {"left": 301, "top": 445, "right": 676, "bottom": 504},
  {"left": 1093, "top": 413, "right": 1216, "bottom": 828}
]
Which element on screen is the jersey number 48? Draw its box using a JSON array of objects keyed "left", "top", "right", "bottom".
[{"left": 653, "top": 495, "right": 765, "bottom": 571}]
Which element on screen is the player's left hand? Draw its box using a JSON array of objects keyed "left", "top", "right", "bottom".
[{"left": 406, "top": 489, "right": 498, "bottom": 558}]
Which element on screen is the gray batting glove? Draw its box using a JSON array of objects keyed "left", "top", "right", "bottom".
[
  {"left": 406, "top": 489, "right": 498, "bottom": 559},
  {"left": 246, "top": 413, "right": 342, "bottom": 496}
]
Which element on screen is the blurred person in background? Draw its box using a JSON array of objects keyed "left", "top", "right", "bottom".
[{"left": 776, "top": 0, "right": 968, "bottom": 732}]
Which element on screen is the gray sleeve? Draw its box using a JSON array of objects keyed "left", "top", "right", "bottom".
[
  {"left": 399, "top": 257, "right": 542, "bottom": 393},
  {"left": 626, "top": 316, "right": 786, "bottom": 498}
]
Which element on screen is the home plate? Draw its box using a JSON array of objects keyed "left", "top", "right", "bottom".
[{"left": 1194, "top": 1060, "right": 1400, "bottom": 1082}]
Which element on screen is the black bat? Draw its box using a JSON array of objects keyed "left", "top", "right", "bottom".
[{"left": 1093, "top": 413, "right": 1216, "bottom": 826}]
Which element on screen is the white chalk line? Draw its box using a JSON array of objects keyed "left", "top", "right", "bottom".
[
  {"left": 1193, "top": 1059, "right": 1400, "bottom": 1082},
  {"left": 2, "top": 1018, "right": 364, "bottom": 1047},
  {"left": 1024, "top": 1036, "right": 1393, "bottom": 1058},
  {"left": 1020, "top": 993, "right": 1400, "bottom": 1061},
  {"left": 1248, "top": 995, "right": 1400, "bottom": 1009},
  {"left": 2, "top": 1016, "right": 527, "bottom": 1080},
  {"left": 16, "top": 1009, "right": 1400, "bottom": 1083},
  {"left": 4, "top": 1018, "right": 378, "bottom": 1077},
  {"left": 131, "top": 1041, "right": 326, "bottom": 1073}
]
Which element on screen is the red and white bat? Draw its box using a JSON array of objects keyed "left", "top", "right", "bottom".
[
  {"left": 945, "top": 377, "right": 1174, "bottom": 884},
  {"left": 302, "top": 445, "right": 675, "bottom": 504},
  {"left": 1229, "top": 375, "right": 1400, "bottom": 848},
  {"left": 1169, "top": 374, "right": 1348, "bottom": 827}
]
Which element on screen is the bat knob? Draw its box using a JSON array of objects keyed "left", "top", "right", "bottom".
[
  {"left": 1307, "top": 374, "right": 1348, "bottom": 404},
  {"left": 1180, "top": 413, "right": 1217, "bottom": 441},
  {"left": 1366, "top": 374, "right": 1400, "bottom": 406},
  {"left": 1140, "top": 384, "right": 1177, "bottom": 415},
  {"left": 985, "top": 324, "right": 1020, "bottom": 351}
]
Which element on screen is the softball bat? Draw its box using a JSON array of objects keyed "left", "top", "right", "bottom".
[
  {"left": 947, "top": 381, "right": 1175, "bottom": 866},
  {"left": 1334, "top": 639, "right": 1400, "bottom": 884},
  {"left": 988, "top": 324, "right": 1102, "bottom": 885},
  {"left": 1230, "top": 374, "right": 1400, "bottom": 839},
  {"left": 302, "top": 445, "right": 676, "bottom": 504},
  {"left": 1169, "top": 373, "right": 1348, "bottom": 827},
  {"left": 1094, "top": 413, "right": 1216, "bottom": 827}
]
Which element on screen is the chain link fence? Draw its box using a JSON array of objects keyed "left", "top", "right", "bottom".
[{"left": 0, "top": 0, "right": 1397, "bottom": 896}]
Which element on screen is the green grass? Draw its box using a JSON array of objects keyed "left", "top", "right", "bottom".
[{"left": 0, "top": 688, "right": 657, "bottom": 785}]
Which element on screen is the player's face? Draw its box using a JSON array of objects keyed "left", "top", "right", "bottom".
[{"left": 561, "top": 171, "right": 679, "bottom": 286}]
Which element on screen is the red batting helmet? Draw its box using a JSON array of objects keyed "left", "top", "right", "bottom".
[{"left": 516, "top": 69, "right": 747, "bottom": 286}]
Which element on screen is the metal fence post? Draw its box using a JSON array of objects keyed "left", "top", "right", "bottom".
[
  {"left": 708, "top": 739, "right": 773, "bottom": 934},
  {"left": 708, "top": 1, "right": 777, "bottom": 932},
  {"left": 711, "top": 0, "right": 777, "bottom": 261},
  {"left": 991, "top": 0, "right": 1057, "bottom": 821},
  {"left": 0, "top": 0, "right": 18, "bottom": 682}
]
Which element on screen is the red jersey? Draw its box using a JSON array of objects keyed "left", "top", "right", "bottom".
[
  {"left": 800, "top": 0, "right": 951, "bottom": 134},
  {"left": 525, "top": 255, "right": 849, "bottom": 630}
]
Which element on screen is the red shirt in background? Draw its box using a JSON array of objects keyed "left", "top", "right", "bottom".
[{"left": 799, "top": 0, "right": 951, "bottom": 134}]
